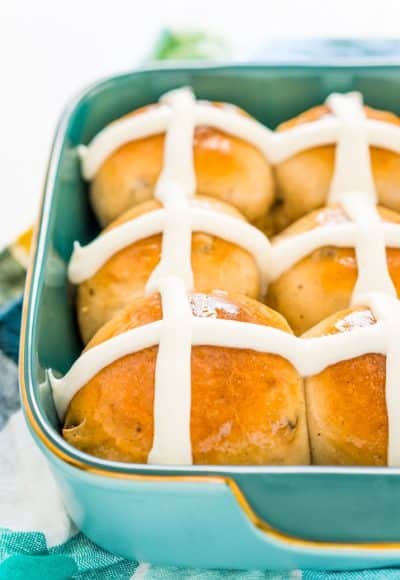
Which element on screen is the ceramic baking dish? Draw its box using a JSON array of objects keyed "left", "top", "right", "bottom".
[{"left": 20, "top": 63, "right": 400, "bottom": 570}]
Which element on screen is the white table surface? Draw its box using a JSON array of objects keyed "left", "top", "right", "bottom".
[{"left": 1, "top": 0, "right": 400, "bottom": 248}]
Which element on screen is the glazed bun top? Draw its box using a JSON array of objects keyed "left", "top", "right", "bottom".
[
  {"left": 274, "top": 203, "right": 400, "bottom": 236},
  {"left": 278, "top": 103, "right": 400, "bottom": 132},
  {"left": 274, "top": 103, "right": 400, "bottom": 231},
  {"left": 90, "top": 100, "right": 274, "bottom": 226},
  {"left": 63, "top": 290, "right": 309, "bottom": 466},
  {"left": 303, "top": 303, "right": 376, "bottom": 338},
  {"left": 266, "top": 204, "right": 400, "bottom": 334},
  {"left": 56, "top": 88, "right": 400, "bottom": 468},
  {"left": 303, "top": 306, "right": 388, "bottom": 466},
  {"left": 76, "top": 195, "right": 262, "bottom": 343}
]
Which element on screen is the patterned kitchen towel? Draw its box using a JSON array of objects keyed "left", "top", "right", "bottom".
[{"left": 2, "top": 36, "right": 400, "bottom": 579}]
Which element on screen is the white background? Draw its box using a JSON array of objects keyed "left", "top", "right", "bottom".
[{"left": 1, "top": 0, "right": 400, "bottom": 248}]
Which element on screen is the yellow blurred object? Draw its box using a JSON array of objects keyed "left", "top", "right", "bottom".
[{"left": 10, "top": 227, "right": 33, "bottom": 269}]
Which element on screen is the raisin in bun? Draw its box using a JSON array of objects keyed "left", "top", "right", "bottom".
[
  {"left": 273, "top": 105, "right": 400, "bottom": 232},
  {"left": 304, "top": 306, "right": 387, "bottom": 466},
  {"left": 266, "top": 205, "right": 400, "bottom": 335},
  {"left": 63, "top": 291, "right": 310, "bottom": 465},
  {"left": 90, "top": 102, "right": 274, "bottom": 227},
  {"left": 77, "top": 196, "right": 262, "bottom": 343}
]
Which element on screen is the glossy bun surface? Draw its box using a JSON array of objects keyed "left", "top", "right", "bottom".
[
  {"left": 78, "top": 196, "right": 261, "bottom": 343},
  {"left": 304, "top": 306, "right": 387, "bottom": 466},
  {"left": 64, "top": 291, "right": 310, "bottom": 465},
  {"left": 91, "top": 102, "right": 275, "bottom": 226}
]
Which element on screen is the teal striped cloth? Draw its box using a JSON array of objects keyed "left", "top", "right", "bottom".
[
  {"left": 4, "top": 527, "right": 400, "bottom": 579},
  {"left": 2, "top": 36, "right": 400, "bottom": 579}
]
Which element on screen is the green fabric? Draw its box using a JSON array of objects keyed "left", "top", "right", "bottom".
[
  {"left": 151, "top": 29, "right": 228, "bottom": 61},
  {"left": 0, "top": 555, "right": 77, "bottom": 580},
  {"left": 0, "top": 248, "right": 25, "bottom": 305},
  {"left": 4, "top": 529, "right": 400, "bottom": 580},
  {"left": 0, "top": 530, "right": 138, "bottom": 579}
]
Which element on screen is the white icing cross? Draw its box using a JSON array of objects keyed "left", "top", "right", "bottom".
[
  {"left": 50, "top": 275, "right": 388, "bottom": 463},
  {"left": 341, "top": 192, "right": 396, "bottom": 301},
  {"left": 70, "top": 90, "right": 400, "bottom": 293},
  {"left": 78, "top": 88, "right": 400, "bottom": 179},
  {"left": 71, "top": 87, "right": 273, "bottom": 295},
  {"left": 147, "top": 89, "right": 196, "bottom": 291},
  {"left": 68, "top": 208, "right": 271, "bottom": 289},
  {"left": 327, "top": 92, "right": 376, "bottom": 203},
  {"left": 269, "top": 222, "right": 400, "bottom": 282},
  {"left": 329, "top": 95, "right": 400, "bottom": 466},
  {"left": 148, "top": 277, "right": 193, "bottom": 465},
  {"left": 50, "top": 89, "right": 400, "bottom": 467}
]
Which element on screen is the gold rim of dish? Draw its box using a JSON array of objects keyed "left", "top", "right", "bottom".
[
  {"left": 20, "top": 225, "right": 400, "bottom": 553},
  {"left": 18, "top": 69, "right": 400, "bottom": 553}
]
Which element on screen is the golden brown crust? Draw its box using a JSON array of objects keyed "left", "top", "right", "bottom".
[
  {"left": 278, "top": 104, "right": 400, "bottom": 131},
  {"left": 90, "top": 102, "right": 275, "bottom": 226},
  {"left": 266, "top": 205, "right": 400, "bottom": 334},
  {"left": 272, "top": 105, "right": 400, "bottom": 232},
  {"left": 303, "top": 306, "right": 387, "bottom": 466},
  {"left": 64, "top": 292, "right": 310, "bottom": 466},
  {"left": 77, "top": 196, "right": 261, "bottom": 343}
]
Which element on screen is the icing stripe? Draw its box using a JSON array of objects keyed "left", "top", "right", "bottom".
[
  {"left": 196, "top": 104, "right": 341, "bottom": 163},
  {"left": 155, "top": 88, "right": 196, "bottom": 202},
  {"left": 192, "top": 318, "right": 386, "bottom": 376},
  {"left": 49, "top": 321, "right": 162, "bottom": 419},
  {"left": 146, "top": 204, "right": 193, "bottom": 293},
  {"left": 69, "top": 210, "right": 400, "bottom": 288},
  {"left": 144, "top": 90, "right": 196, "bottom": 462},
  {"left": 79, "top": 106, "right": 171, "bottom": 180},
  {"left": 194, "top": 103, "right": 276, "bottom": 158},
  {"left": 270, "top": 223, "right": 358, "bottom": 281},
  {"left": 78, "top": 90, "right": 400, "bottom": 179},
  {"left": 341, "top": 193, "right": 396, "bottom": 300},
  {"left": 190, "top": 209, "right": 271, "bottom": 291},
  {"left": 327, "top": 93, "right": 376, "bottom": 203},
  {"left": 148, "top": 277, "right": 193, "bottom": 465},
  {"left": 68, "top": 210, "right": 166, "bottom": 284},
  {"left": 327, "top": 94, "right": 400, "bottom": 466},
  {"left": 68, "top": 207, "right": 272, "bottom": 289},
  {"left": 366, "top": 120, "right": 400, "bottom": 154},
  {"left": 51, "top": 313, "right": 386, "bottom": 423},
  {"left": 147, "top": 88, "right": 197, "bottom": 293},
  {"left": 270, "top": 221, "right": 400, "bottom": 282}
]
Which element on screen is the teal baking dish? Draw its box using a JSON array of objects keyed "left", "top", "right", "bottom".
[{"left": 20, "top": 63, "right": 400, "bottom": 570}]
